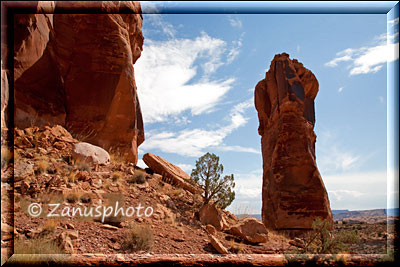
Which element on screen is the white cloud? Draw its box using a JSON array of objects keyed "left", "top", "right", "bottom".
[
  {"left": 135, "top": 32, "right": 235, "bottom": 124},
  {"left": 338, "top": 87, "right": 344, "bottom": 93},
  {"left": 140, "top": 98, "right": 254, "bottom": 157},
  {"left": 176, "top": 163, "right": 195, "bottom": 174},
  {"left": 388, "top": 17, "right": 399, "bottom": 26},
  {"left": 317, "top": 130, "right": 361, "bottom": 173},
  {"left": 137, "top": 159, "right": 147, "bottom": 169},
  {"left": 144, "top": 14, "right": 176, "bottom": 38},
  {"left": 227, "top": 32, "right": 244, "bottom": 64},
  {"left": 328, "top": 189, "right": 365, "bottom": 202},
  {"left": 379, "top": 96, "right": 385, "bottom": 103},
  {"left": 324, "top": 170, "right": 388, "bottom": 210},
  {"left": 325, "top": 31, "right": 399, "bottom": 76},
  {"left": 227, "top": 16, "right": 242, "bottom": 28},
  {"left": 213, "top": 145, "right": 260, "bottom": 154},
  {"left": 227, "top": 169, "right": 263, "bottom": 214}
]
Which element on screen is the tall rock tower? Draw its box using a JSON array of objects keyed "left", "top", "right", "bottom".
[{"left": 254, "top": 53, "right": 332, "bottom": 230}]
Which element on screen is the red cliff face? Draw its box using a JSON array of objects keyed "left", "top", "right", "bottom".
[
  {"left": 254, "top": 53, "right": 332, "bottom": 230},
  {"left": 12, "top": 1, "right": 144, "bottom": 164}
]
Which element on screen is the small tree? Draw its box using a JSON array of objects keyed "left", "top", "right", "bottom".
[{"left": 191, "top": 152, "right": 235, "bottom": 209}]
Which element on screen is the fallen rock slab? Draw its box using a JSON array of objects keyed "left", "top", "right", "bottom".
[{"left": 143, "top": 153, "right": 200, "bottom": 194}]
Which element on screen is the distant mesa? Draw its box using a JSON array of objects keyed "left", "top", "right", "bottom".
[{"left": 254, "top": 53, "right": 333, "bottom": 231}]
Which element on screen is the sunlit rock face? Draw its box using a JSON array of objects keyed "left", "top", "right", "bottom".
[
  {"left": 12, "top": 1, "right": 144, "bottom": 164},
  {"left": 255, "top": 53, "right": 332, "bottom": 230}
]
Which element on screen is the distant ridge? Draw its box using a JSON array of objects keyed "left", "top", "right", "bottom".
[{"left": 237, "top": 208, "right": 399, "bottom": 221}]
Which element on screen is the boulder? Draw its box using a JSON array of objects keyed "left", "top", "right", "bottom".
[
  {"left": 228, "top": 217, "right": 268, "bottom": 244},
  {"left": 254, "top": 53, "right": 333, "bottom": 230},
  {"left": 14, "top": 161, "right": 34, "bottom": 182},
  {"left": 208, "top": 234, "right": 229, "bottom": 254},
  {"left": 143, "top": 153, "right": 200, "bottom": 194},
  {"left": 198, "top": 203, "right": 227, "bottom": 231},
  {"left": 72, "top": 142, "right": 110, "bottom": 165}
]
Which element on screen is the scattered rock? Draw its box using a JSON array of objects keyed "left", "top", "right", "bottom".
[
  {"left": 1, "top": 223, "right": 13, "bottom": 241},
  {"left": 228, "top": 217, "right": 268, "bottom": 244},
  {"left": 289, "top": 237, "right": 304, "bottom": 248},
  {"left": 14, "top": 162, "right": 34, "bottom": 182},
  {"left": 173, "top": 237, "right": 185, "bottom": 242},
  {"left": 206, "top": 224, "right": 217, "bottom": 236},
  {"left": 198, "top": 203, "right": 226, "bottom": 231},
  {"left": 208, "top": 234, "right": 229, "bottom": 254},
  {"left": 56, "top": 232, "right": 74, "bottom": 254},
  {"left": 66, "top": 223, "right": 75, "bottom": 230},
  {"left": 72, "top": 142, "right": 110, "bottom": 165},
  {"left": 101, "top": 224, "right": 119, "bottom": 231}
]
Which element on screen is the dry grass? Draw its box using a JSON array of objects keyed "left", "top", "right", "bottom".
[
  {"left": 75, "top": 160, "right": 90, "bottom": 172},
  {"left": 67, "top": 172, "right": 77, "bottom": 183},
  {"left": 229, "top": 239, "right": 245, "bottom": 254},
  {"left": 128, "top": 170, "right": 146, "bottom": 184},
  {"left": 42, "top": 219, "right": 59, "bottom": 233},
  {"left": 112, "top": 171, "right": 123, "bottom": 182},
  {"left": 14, "top": 237, "right": 64, "bottom": 255},
  {"left": 36, "top": 157, "right": 49, "bottom": 174},
  {"left": 170, "top": 188, "right": 184, "bottom": 198},
  {"left": 121, "top": 224, "right": 154, "bottom": 252},
  {"left": 109, "top": 147, "right": 127, "bottom": 165}
]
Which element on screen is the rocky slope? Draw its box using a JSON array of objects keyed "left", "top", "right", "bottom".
[
  {"left": 4, "top": 1, "right": 144, "bottom": 164},
  {"left": 254, "top": 53, "right": 332, "bottom": 231},
  {"left": 2, "top": 125, "right": 293, "bottom": 259}
]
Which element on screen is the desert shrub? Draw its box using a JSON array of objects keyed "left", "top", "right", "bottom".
[
  {"left": 112, "top": 171, "right": 123, "bottom": 182},
  {"left": 121, "top": 224, "right": 154, "bottom": 252},
  {"left": 229, "top": 239, "right": 245, "bottom": 254},
  {"left": 42, "top": 219, "right": 59, "bottom": 234},
  {"left": 65, "top": 193, "right": 79, "bottom": 203},
  {"left": 36, "top": 158, "right": 49, "bottom": 174},
  {"left": 128, "top": 170, "right": 146, "bottom": 184},
  {"left": 293, "top": 218, "right": 360, "bottom": 254}
]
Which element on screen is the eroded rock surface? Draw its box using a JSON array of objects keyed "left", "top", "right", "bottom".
[
  {"left": 11, "top": 1, "right": 144, "bottom": 164},
  {"left": 254, "top": 53, "right": 332, "bottom": 230}
]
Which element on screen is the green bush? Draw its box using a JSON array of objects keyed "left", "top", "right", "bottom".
[{"left": 293, "top": 218, "right": 359, "bottom": 254}]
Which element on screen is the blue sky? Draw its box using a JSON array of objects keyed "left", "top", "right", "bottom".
[{"left": 135, "top": 2, "right": 399, "bottom": 213}]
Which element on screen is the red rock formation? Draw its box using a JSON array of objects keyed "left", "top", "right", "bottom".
[
  {"left": 255, "top": 53, "right": 332, "bottom": 230},
  {"left": 11, "top": 1, "right": 144, "bottom": 164}
]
